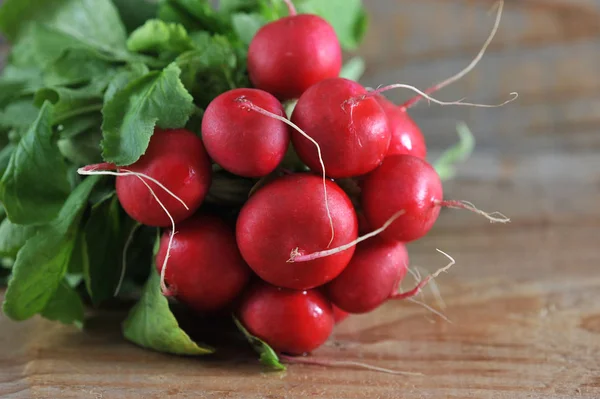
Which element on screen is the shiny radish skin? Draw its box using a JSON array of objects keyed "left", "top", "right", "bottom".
[
  {"left": 237, "top": 282, "right": 334, "bottom": 355},
  {"left": 362, "top": 155, "right": 442, "bottom": 242},
  {"left": 115, "top": 128, "right": 211, "bottom": 227},
  {"left": 236, "top": 174, "right": 358, "bottom": 290},
  {"left": 291, "top": 78, "right": 391, "bottom": 178},
  {"left": 155, "top": 214, "right": 251, "bottom": 313},
  {"left": 247, "top": 14, "right": 342, "bottom": 101},
  {"left": 326, "top": 238, "right": 409, "bottom": 314},
  {"left": 202, "top": 88, "right": 290, "bottom": 178},
  {"left": 375, "top": 96, "right": 427, "bottom": 159}
]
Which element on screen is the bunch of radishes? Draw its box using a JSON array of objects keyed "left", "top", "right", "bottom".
[{"left": 74, "top": 0, "right": 513, "bottom": 359}]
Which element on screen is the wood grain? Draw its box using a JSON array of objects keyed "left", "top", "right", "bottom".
[{"left": 1, "top": 0, "right": 600, "bottom": 398}]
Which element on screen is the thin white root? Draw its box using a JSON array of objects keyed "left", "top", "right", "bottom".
[
  {"left": 235, "top": 97, "right": 335, "bottom": 248},
  {"left": 113, "top": 222, "right": 141, "bottom": 297},
  {"left": 437, "top": 199, "right": 510, "bottom": 223},
  {"left": 77, "top": 168, "right": 190, "bottom": 210},
  {"left": 419, "top": 267, "right": 447, "bottom": 310},
  {"left": 132, "top": 176, "right": 176, "bottom": 295},
  {"left": 288, "top": 210, "right": 405, "bottom": 263},
  {"left": 77, "top": 167, "right": 187, "bottom": 296},
  {"left": 406, "top": 297, "right": 453, "bottom": 324},
  {"left": 405, "top": 266, "right": 426, "bottom": 302},
  {"left": 431, "top": 249, "right": 456, "bottom": 278},
  {"left": 280, "top": 355, "right": 423, "bottom": 376},
  {"left": 392, "top": 249, "right": 456, "bottom": 300},
  {"left": 364, "top": 84, "right": 518, "bottom": 109},
  {"left": 404, "top": 0, "right": 505, "bottom": 109}
]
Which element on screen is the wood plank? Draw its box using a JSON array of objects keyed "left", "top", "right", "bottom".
[{"left": 1, "top": 172, "right": 599, "bottom": 399}]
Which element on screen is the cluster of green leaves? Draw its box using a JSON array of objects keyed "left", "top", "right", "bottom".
[{"left": 0, "top": 0, "right": 368, "bottom": 368}]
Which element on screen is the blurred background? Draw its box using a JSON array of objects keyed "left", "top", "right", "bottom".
[{"left": 350, "top": 0, "right": 600, "bottom": 242}]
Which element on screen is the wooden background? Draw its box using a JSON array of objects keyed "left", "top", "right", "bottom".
[{"left": 2, "top": 0, "right": 600, "bottom": 398}]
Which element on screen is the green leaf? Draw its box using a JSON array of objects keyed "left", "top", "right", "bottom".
[
  {"left": 56, "top": 113, "right": 102, "bottom": 139},
  {"left": 296, "top": 0, "right": 368, "bottom": 51},
  {"left": 42, "top": 48, "right": 116, "bottom": 88},
  {"left": 0, "top": 144, "right": 16, "bottom": 177},
  {"left": 67, "top": 230, "right": 88, "bottom": 275},
  {"left": 41, "top": 280, "right": 85, "bottom": 328},
  {"left": 112, "top": 0, "right": 160, "bottom": 33},
  {"left": 58, "top": 129, "right": 103, "bottom": 166},
  {"left": 0, "top": 102, "right": 71, "bottom": 225},
  {"left": 2, "top": 175, "right": 100, "bottom": 321},
  {"left": 158, "top": 0, "right": 230, "bottom": 34},
  {"left": 84, "top": 196, "right": 133, "bottom": 305},
  {"left": 127, "top": 20, "right": 195, "bottom": 55},
  {"left": 0, "top": 219, "right": 37, "bottom": 257},
  {"left": 101, "top": 63, "right": 195, "bottom": 166},
  {"left": 434, "top": 122, "right": 475, "bottom": 181},
  {"left": 122, "top": 266, "right": 214, "bottom": 356},
  {"left": 0, "top": 0, "right": 128, "bottom": 58},
  {"left": 218, "top": 0, "right": 260, "bottom": 14},
  {"left": 231, "top": 13, "right": 265, "bottom": 46},
  {"left": 175, "top": 34, "right": 245, "bottom": 108},
  {"left": 0, "top": 99, "right": 40, "bottom": 131},
  {"left": 339, "top": 56, "right": 365, "bottom": 82},
  {"left": 104, "top": 64, "right": 150, "bottom": 103},
  {"left": 233, "top": 316, "right": 286, "bottom": 370}
]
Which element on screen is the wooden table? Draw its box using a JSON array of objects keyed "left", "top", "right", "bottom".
[{"left": 2, "top": 1, "right": 600, "bottom": 398}]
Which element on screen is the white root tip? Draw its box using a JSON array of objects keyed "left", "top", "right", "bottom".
[{"left": 438, "top": 200, "right": 510, "bottom": 223}]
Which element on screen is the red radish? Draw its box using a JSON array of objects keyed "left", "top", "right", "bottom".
[
  {"left": 247, "top": 3, "right": 342, "bottom": 101},
  {"left": 326, "top": 238, "right": 409, "bottom": 313},
  {"left": 291, "top": 77, "right": 391, "bottom": 178},
  {"left": 332, "top": 305, "right": 349, "bottom": 324},
  {"left": 237, "top": 282, "right": 334, "bottom": 355},
  {"left": 155, "top": 214, "right": 250, "bottom": 312},
  {"left": 362, "top": 155, "right": 442, "bottom": 243},
  {"left": 114, "top": 128, "right": 211, "bottom": 227},
  {"left": 236, "top": 173, "right": 358, "bottom": 290},
  {"left": 201, "top": 88, "right": 290, "bottom": 177},
  {"left": 375, "top": 95, "right": 427, "bottom": 159}
]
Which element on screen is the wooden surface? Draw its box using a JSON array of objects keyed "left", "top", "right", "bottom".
[{"left": 2, "top": 0, "right": 600, "bottom": 398}]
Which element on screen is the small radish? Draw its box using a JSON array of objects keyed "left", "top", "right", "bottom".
[
  {"left": 114, "top": 128, "right": 211, "bottom": 227},
  {"left": 361, "top": 154, "right": 509, "bottom": 243},
  {"left": 332, "top": 305, "right": 350, "bottom": 324},
  {"left": 375, "top": 95, "right": 427, "bottom": 159},
  {"left": 247, "top": 2, "right": 341, "bottom": 100},
  {"left": 326, "top": 238, "right": 409, "bottom": 313},
  {"left": 237, "top": 281, "right": 334, "bottom": 355},
  {"left": 201, "top": 88, "right": 290, "bottom": 177},
  {"left": 236, "top": 173, "right": 358, "bottom": 290},
  {"left": 155, "top": 214, "right": 251, "bottom": 312},
  {"left": 361, "top": 155, "right": 442, "bottom": 243},
  {"left": 291, "top": 77, "right": 391, "bottom": 178}
]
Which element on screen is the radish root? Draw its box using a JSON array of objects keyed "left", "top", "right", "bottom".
[
  {"left": 288, "top": 210, "right": 405, "bottom": 263},
  {"left": 403, "top": 0, "right": 505, "bottom": 109},
  {"left": 391, "top": 249, "right": 455, "bottom": 300},
  {"left": 77, "top": 164, "right": 190, "bottom": 296},
  {"left": 235, "top": 96, "right": 335, "bottom": 248},
  {"left": 282, "top": 0, "right": 297, "bottom": 16},
  {"left": 437, "top": 199, "right": 510, "bottom": 223},
  {"left": 114, "top": 222, "right": 141, "bottom": 297},
  {"left": 347, "top": 84, "right": 517, "bottom": 109},
  {"left": 279, "top": 355, "right": 423, "bottom": 376},
  {"left": 406, "top": 297, "right": 452, "bottom": 324}
]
